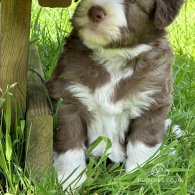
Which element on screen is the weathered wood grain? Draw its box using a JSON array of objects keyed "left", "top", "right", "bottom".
[
  {"left": 38, "top": 0, "right": 72, "bottom": 7},
  {"left": 26, "top": 45, "right": 53, "bottom": 178},
  {"left": 0, "top": 0, "right": 32, "bottom": 114}
]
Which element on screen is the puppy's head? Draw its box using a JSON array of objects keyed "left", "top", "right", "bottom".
[{"left": 72, "top": 0, "right": 184, "bottom": 48}]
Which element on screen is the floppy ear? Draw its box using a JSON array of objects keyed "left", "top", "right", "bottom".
[{"left": 154, "top": 0, "right": 184, "bottom": 29}]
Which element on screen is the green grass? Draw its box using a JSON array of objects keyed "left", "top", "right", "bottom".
[{"left": 0, "top": 0, "right": 195, "bottom": 194}]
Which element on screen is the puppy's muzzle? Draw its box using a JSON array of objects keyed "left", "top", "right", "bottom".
[{"left": 88, "top": 6, "right": 106, "bottom": 23}]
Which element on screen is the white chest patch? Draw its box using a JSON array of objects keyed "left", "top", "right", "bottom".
[{"left": 67, "top": 46, "right": 155, "bottom": 162}]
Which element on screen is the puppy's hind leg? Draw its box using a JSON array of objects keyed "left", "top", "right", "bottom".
[
  {"left": 165, "top": 119, "right": 183, "bottom": 138},
  {"left": 126, "top": 107, "right": 169, "bottom": 172},
  {"left": 53, "top": 104, "right": 87, "bottom": 191}
]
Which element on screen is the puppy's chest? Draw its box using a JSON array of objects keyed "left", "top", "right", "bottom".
[
  {"left": 68, "top": 60, "right": 155, "bottom": 120},
  {"left": 67, "top": 60, "right": 155, "bottom": 159}
]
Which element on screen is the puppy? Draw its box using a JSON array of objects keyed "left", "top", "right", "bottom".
[{"left": 47, "top": 0, "right": 184, "bottom": 190}]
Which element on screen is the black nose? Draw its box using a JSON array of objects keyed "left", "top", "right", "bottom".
[{"left": 88, "top": 6, "right": 106, "bottom": 23}]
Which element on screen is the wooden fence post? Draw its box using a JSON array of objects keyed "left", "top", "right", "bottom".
[
  {"left": 26, "top": 45, "right": 53, "bottom": 178},
  {"left": 0, "top": 0, "right": 32, "bottom": 115}
]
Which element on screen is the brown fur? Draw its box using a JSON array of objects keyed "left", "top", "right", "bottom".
[
  {"left": 47, "top": 0, "right": 184, "bottom": 153},
  {"left": 154, "top": 0, "right": 184, "bottom": 28},
  {"left": 47, "top": 31, "right": 110, "bottom": 152}
]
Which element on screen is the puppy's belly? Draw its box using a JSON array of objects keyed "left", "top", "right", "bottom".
[{"left": 87, "top": 110, "right": 129, "bottom": 162}]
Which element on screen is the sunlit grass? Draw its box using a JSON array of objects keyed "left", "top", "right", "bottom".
[{"left": 0, "top": 0, "right": 195, "bottom": 194}]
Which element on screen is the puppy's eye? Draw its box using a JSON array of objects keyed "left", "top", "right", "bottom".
[{"left": 128, "top": 0, "right": 136, "bottom": 3}]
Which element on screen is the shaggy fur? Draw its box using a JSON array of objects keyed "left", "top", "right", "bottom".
[{"left": 47, "top": 0, "right": 184, "bottom": 190}]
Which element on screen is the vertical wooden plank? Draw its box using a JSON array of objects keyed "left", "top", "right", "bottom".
[
  {"left": 0, "top": 0, "right": 32, "bottom": 114},
  {"left": 0, "top": 3, "right": 1, "bottom": 34},
  {"left": 26, "top": 45, "right": 53, "bottom": 178}
]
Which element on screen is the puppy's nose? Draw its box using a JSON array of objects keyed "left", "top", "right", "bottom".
[{"left": 88, "top": 6, "right": 106, "bottom": 23}]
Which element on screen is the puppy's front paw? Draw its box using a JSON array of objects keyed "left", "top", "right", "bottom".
[
  {"left": 125, "top": 142, "right": 161, "bottom": 172},
  {"left": 54, "top": 149, "right": 86, "bottom": 191}
]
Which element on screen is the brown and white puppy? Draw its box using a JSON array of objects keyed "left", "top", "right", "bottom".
[{"left": 47, "top": 0, "right": 184, "bottom": 190}]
